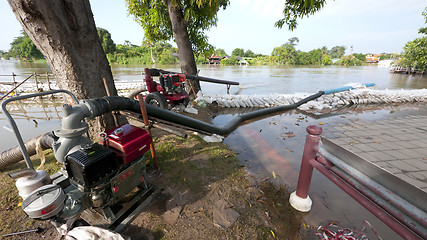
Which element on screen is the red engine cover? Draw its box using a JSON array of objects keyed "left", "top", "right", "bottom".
[{"left": 99, "top": 124, "right": 152, "bottom": 164}]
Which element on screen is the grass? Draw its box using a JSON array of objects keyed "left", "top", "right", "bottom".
[
  {"left": 130, "top": 134, "right": 303, "bottom": 239},
  {"left": 152, "top": 134, "right": 241, "bottom": 195}
]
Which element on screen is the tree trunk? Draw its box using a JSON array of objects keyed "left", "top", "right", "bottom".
[
  {"left": 165, "top": 0, "right": 200, "bottom": 99},
  {"left": 8, "top": 0, "right": 124, "bottom": 138},
  {"left": 150, "top": 45, "right": 155, "bottom": 63}
]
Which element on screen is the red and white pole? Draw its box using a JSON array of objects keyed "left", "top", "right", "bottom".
[{"left": 289, "top": 125, "right": 322, "bottom": 212}]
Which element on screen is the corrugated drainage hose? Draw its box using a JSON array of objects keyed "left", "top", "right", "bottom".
[{"left": 0, "top": 132, "right": 55, "bottom": 170}]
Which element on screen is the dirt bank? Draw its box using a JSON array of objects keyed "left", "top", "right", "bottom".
[
  {"left": 121, "top": 133, "right": 302, "bottom": 239},
  {"left": 0, "top": 131, "right": 302, "bottom": 239}
]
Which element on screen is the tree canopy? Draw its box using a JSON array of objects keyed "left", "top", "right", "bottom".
[
  {"left": 97, "top": 28, "right": 116, "bottom": 55},
  {"left": 215, "top": 48, "right": 227, "bottom": 57},
  {"left": 125, "top": 0, "right": 229, "bottom": 96},
  {"left": 400, "top": 7, "right": 427, "bottom": 70},
  {"left": 275, "top": 0, "right": 327, "bottom": 30},
  {"left": 232, "top": 48, "right": 244, "bottom": 57},
  {"left": 271, "top": 43, "right": 297, "bottom": 64},
  {"left": 110, "top": 41, "right": 179, "bottom": 64},
  {"left": 401, "top": 38, "right": 427, "bottom": 69},
  {"left": 288, "top": 37, "right": 299, "bottom": 46},
  {"left": 244, "top": 49, "right": 254, "bottom": 58},
  {"left": 125, "top": 0, "right": 228, "bottom": 56},
  {"left": 5, "top": 30, "right": 43, "bottom": 61},
  {"left": 328, "top": 46, "right": 346, "bottom": 59},
  {"left": 419, "top": 7, "right": 427, "bottom": 35}
]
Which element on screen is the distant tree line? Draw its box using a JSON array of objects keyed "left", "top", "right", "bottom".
[
  {"left": 216, "top": 38, "right": 397, "bottom": 66},
  {"left": 1, "top": 28, "right": 414, "bottom": 68}
]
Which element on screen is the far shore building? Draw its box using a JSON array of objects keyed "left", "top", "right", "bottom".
[
  {"left": 236, "top": 56, "right": 250, "bottom": 66},
  {"left": 208, "top": 54, "right": 221, "bottom": 64},
  {"left": 365, "top": 54, "right": 381, "bottom": 63}
]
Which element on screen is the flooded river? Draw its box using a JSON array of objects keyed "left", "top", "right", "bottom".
[{"left": 1, "top": 60, "right": 426, "bottom": 239}]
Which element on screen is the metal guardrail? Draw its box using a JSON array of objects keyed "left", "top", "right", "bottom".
[
  {"left": 289, "top": 125, "right": 426, "bottom": 240},
  {"left": 0, "top": 72, "right": 55, "bottom": 100},
  {"left": 0, "top": 74, "right": 34, "bottom": 101}
]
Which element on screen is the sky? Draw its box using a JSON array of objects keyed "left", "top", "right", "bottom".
[{"left": 0, "top": 0, "right": 425, "bottom": 56}]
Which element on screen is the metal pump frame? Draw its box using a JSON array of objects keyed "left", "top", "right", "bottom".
[{"left": 1, "top": 90, "right": 79, "bottom": 169}]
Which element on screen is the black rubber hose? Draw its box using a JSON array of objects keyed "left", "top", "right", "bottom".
[
  {"left": 0, "top": 132, "right": 55, "bottom": 170},
  {"left": 0, "top": 91, "right": 324, "bottom": 168},
  {"left": 85, "top": 91, "right": 324, "bottom": 136}
]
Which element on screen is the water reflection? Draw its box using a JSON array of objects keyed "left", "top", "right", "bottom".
[
  {"left": 192, "top": 65, "right": 427, "bottom": 95},
  {"left": 0, "top": 97, "right": 64, "bottom": 151},
  {"left": 389, "top": 72, "right": 427, "bottom": 89},
  {"left": 0, "top": 60, "right": 51, "bottom": 76},
  {"left": 218, "top": 103, "right": 424, "bottom": 240},
  {"left": 2, "top": 60, "right": 426, "bottom": 95}
]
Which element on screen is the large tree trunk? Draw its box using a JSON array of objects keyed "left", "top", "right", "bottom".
[
  {"left": 8, "top": 0, "right": 124, "bottom": 138},
  {"left": 165, "top": 0, "right": 200, "bottom": 99}
]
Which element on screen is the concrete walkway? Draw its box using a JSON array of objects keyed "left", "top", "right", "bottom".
[{"left": 326, "top": 114, "right": 427, "bottom": 193}]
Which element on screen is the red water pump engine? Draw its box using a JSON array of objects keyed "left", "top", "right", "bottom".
[
  {"left": 159, "top": 74, "right": 186, "bottom": 95},
  {"left": 15, "top": 123, "right": 152, "bottom": 227},
  {"left": 5, "top": 92, "right": 156, "bottom": 229},
  {"left": 17, "top": 124, "right": 153, "bottom": 224},
  {"left": 144, "top": 68, "right": 190, "bottom": 109},
  {"left": 64, "top": 124, "right": 152, "bottom": 206}
]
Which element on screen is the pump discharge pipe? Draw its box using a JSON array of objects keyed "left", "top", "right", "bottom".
[{"left": 1, "top": 84, "right": 375, "bottom": 168}]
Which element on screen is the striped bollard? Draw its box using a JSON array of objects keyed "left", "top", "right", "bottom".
[{"left": 289, "top": 125, "right": 322, "bottom": 212}]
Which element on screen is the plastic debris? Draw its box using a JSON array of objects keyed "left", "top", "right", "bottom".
[
  {"left": 197, "top": 99, "right": 207, "bottom": 107},
  {"left": 184, "top": 106, "right": 198, "bottom": 114},
  {"left": 65, "top": 226, "right": 129, "bottom": 240},
  {"left": 272, "top": 171, "right": 277, "bottom": 179},
  {"left": 202, "top": 134, "right": 224, "bottom": 143},
  {"left": 306, "top": 221, "right": 382, "bottom": 240}
]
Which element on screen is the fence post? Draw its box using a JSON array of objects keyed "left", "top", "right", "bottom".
[
  {"left": 137, "top": 94, "right": 159, "bottom": 169},
  {"left": 34, "top": 72, "right": 38, "bottom": 91},
  {"left": 289, "top": 125, "right": 322, "bottom": 212},
  {"left": 12, "top": 72, "right": 16, "bottom": 95},
  {"left": 46, "top": 72, "right": 51, "bottom": 90}
]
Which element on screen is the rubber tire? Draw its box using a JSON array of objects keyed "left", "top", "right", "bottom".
[
  {"left": 183, "top": 91, "right": 190, "bottom": 107},
  {"left": 145, "top": 92, "right": 168, "bottom": 109}
]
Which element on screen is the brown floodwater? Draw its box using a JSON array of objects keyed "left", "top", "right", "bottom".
[
  {"left": 216, "top": 103, "right": 427, "bottom": 240},
  {"left": 1, "top": 61, "right": 426, "bottom": 239}
]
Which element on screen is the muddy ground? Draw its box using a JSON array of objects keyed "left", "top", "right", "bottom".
[{"left": 121, "top": 133, "right": 302, "bottom": 240}]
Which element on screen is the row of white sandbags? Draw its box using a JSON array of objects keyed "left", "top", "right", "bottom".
[
  {"left": 196, "top": 88, "right": 427, "bottom": 110},
  {"left": 299, "top": 89, "right": 427, "bottom": 110},
  {"left": 196, "top": 91, "right": 307, "bottom": 108}
]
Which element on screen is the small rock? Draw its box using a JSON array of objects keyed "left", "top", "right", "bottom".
[
  {"left": 162, "top": 205, "right": 183, "bottom": 225},
  {"left": 213, "top": 199, "right": 240, "bottom": 229}
]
